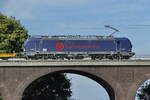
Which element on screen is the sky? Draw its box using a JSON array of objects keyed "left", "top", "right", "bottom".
[
  {"left": 67, "top": 74, "right": 110, "bottom": 100},
  {"left": 1, "top": 0, "right": 150, "bottom": 54}
]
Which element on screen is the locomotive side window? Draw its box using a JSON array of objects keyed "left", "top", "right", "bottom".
[{"left": 116, "top": 41, "right": 120, "bottom": 44}]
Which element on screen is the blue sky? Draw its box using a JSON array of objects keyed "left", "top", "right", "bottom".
[
  {"left": 1, "top": 0, "right": 150, "bottom": 54},
  {"left": 67, "top": 74, "right": 109, "bottom": 100}
]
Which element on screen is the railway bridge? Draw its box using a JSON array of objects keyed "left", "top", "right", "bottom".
[{"left": 0, "top": 59, "right": 150, "bottom": 100}]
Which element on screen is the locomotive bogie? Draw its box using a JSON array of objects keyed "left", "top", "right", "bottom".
[{"left": 23, "top": 51, "right": 133, "bottom": 60}]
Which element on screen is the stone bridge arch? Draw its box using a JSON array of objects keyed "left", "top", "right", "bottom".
[
  {"left": 0, "top": 83, "right": 11, "bottom": 100},
  {"left": 127, "top": 72, "right": 150, "bottom": 100},
  {"left": 12, "top": 68, "right": 124, "bottom": 100}
]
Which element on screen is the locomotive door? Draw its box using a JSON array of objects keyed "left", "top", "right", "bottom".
[{"left": 116, "top": 40, "right": 122, "bottom": 52}]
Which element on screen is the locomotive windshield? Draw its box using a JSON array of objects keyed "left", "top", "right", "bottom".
[
  {"left": 23, "top": 38, "right": 41, "bottom": 52},
  {"left": 115, "top": 37, "right": 132, "bottom": 52}
]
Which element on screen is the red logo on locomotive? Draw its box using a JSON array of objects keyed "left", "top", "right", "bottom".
[{"left": 56, "top": 43, "right": 65, "bottom": 51}]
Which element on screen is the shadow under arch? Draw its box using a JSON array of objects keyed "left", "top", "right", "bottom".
[{"left": 21, "top": 69, "right": 115, "bottom": 100}]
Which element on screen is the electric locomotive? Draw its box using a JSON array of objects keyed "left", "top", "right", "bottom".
[{"left": 23, "top": 35, "right": 134, "bottom": 60}]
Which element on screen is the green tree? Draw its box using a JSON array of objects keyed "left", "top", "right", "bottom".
[
  {"left": 0, "top": 13, "right": 29, "bottom": 53},
  {"left": 137, "top": 83, "right": 150, "bottom": 100},
  {"left": 22, "top": 73, "right": 72, "bottom": 100}
]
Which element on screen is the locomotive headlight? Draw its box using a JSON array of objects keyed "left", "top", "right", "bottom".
[{"left": 22, "top": 46, "right": 25, "bottom": 52}]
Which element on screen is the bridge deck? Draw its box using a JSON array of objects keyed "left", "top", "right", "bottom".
[{"left": 0, "top": 59, "right": 150, "bottom": 66}]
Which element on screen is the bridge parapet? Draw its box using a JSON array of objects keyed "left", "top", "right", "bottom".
[{"left": 0, "top": 60, "right": 150, "bottom": 67}]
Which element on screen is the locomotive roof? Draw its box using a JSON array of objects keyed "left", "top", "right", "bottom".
[{"left": 30, "top": 35, "right": 115, "bottom": 40}]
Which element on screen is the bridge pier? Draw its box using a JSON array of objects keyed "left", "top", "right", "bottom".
[{"left": 0, "top": 61, "right": 150, "bottom": 100}]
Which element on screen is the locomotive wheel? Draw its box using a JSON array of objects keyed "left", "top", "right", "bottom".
[
  {"left": 94, "top": 56, "right": 102, "bottom": 60},
  {"left": 108, "top": 56, "right": 114, "bottom": 60},
  {"left": 113, "top": 54, "right": 121, "bottom": 60},
  {"left": 122, "top": 56, "right": 130, "bottom": 59},
  {"left": 75, "top": 55, "right": 84, "bottom": 59},
  {"left": 58, "top": 56, "right": 65, "bottom": 60},
  {"left": 66, "top": 57, "right": 71, "bottom": 60},
  {"left": 98, "top": 55, "right": 104, "bottom": 60},
  {"left": 35, "top": 55, "right": 40, "bottom": 60},
  {"left": 91, "top": 56, "right": 96, "bottom": 60}
]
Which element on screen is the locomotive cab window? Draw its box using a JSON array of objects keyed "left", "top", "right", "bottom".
[
  {"left": 23, "top": 38, "right": 41, "bottom": 52},
  {"left": 116, "top": 41, "right": 120, "bottom": 44}
]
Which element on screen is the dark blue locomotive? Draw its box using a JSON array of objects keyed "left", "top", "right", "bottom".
[{"left": 23, "top": 35, "right": 134, "bottom": 60}]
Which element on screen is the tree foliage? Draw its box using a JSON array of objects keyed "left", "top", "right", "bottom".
[
  {"left": 22, "top": 73, "right": 72, "bottom": 100},
  {"left": 0, "top": 13, "right": 29, "bottom": 53},
  {"left": 137, "top": 83, "right": 150, "bottom": 100}
]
